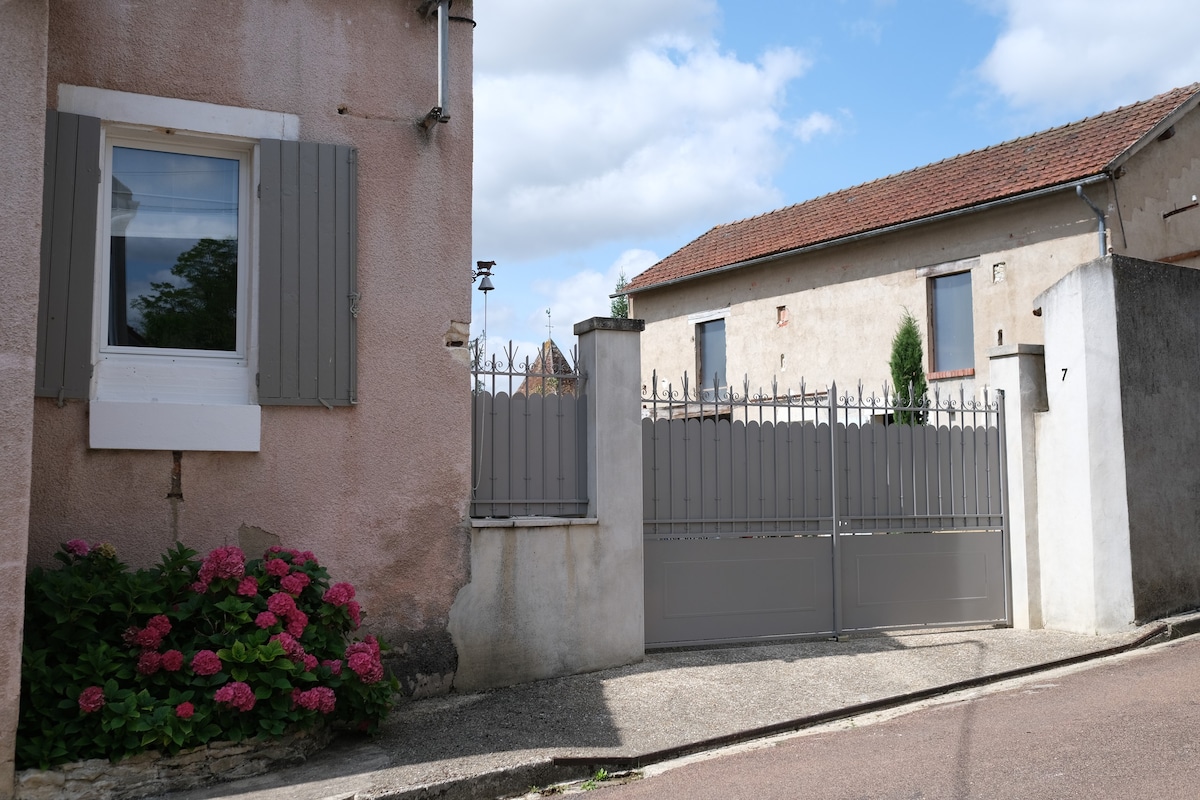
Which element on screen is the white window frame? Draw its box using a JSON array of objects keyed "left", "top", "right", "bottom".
[
  {"left": 58, "top": 84, "right": 299, "bottom": 451},
  {"left": 100, "top": 131, "right": 252, "bottom": 365}
]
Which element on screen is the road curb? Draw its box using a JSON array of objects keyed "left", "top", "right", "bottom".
[
  {"left": 553, "top": 622, "right": 1178, "bottom": 773},
  {"left": 368, "top": 616, "right": 1200, "bottom": 800}
]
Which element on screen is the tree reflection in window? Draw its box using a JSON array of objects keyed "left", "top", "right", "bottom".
[{"left": 129, "top": 237, "right": 237, "bottom": 351}]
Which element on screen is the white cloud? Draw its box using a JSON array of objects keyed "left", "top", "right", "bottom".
[
  {"left": 530, "top": 249, "right": 659, "bottom": 340},
  {"left": 979, "top": 0, "right": 1200, "bottom": 117},
  {"left": 473, "top": 0, "right": 814, "bottom": 262},
  {"left": 474, "top": 0, "right": 717, "bottom": 75},
  {"left": 794, "top": 111, "right": 838, "bottom": 143}
]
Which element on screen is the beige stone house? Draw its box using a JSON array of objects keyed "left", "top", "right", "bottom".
[
  {"left": 625, "top": 84, "right": 1200, "bottom": 399},
  {"left": 1, "top": 2, "right": 476, "bottom": 791}
]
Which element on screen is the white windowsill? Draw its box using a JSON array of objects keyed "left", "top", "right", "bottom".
[{"left": 90, "top": 401, "right": 261, "bottom": 452}]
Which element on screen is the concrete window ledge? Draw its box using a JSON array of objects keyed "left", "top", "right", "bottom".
[{"left": 470, "top": 517, "right": 598, "bottom": 528}]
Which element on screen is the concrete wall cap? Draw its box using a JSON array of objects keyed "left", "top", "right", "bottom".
[
  {"left": 573, "top": 317, "right": 645, "bottom": 335},
  {"left": 470, "top": 517, "right": 599, "bottom": 528},
  {"left": 988, "top": 344, "right": 1046, "bottom": 358}
]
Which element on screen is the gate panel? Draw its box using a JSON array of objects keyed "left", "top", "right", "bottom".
[
  {"left": 644, "top": 535, "right": 834, "bottom": 646},
  {"left": 641, "top": 376, "right": 1009, "bottom": 646},
  {"left": 839, "top": 531, "right": 1006, "bottom": 629}
]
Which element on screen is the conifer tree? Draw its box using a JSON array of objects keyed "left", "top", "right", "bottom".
[
  {"left": 889, "top": 310, "right": 927, "bottom": 425},
  {"left": 610, "top": 272, "right": 629, "bottom": 319}
]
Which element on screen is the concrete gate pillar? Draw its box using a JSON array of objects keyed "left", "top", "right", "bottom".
[{"left": 989, "top": 344, "right": 1048, "bottom": 629}]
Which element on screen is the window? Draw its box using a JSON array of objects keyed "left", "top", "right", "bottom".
[
  {"left": 929, "top": 271, "right": 975, "bottom": 374},
  {"left": 37, "top": 86, "right": 358, "bottom": 451},
  {"left": 696, "top": 318, "right": 727, "bottom": 391},
  {"left": 105, "top": 140, "right": 246, "bottom": 353}
]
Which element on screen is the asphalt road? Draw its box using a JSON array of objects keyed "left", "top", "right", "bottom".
[{"left": 587, "top": 636, "right": 1200, "bottom": 800}]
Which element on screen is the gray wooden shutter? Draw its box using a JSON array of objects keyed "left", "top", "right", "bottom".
[
  {"left": 258, "top": 140, "right": 358, "bottom": 406},
  {"left": 36, "top": 110, "right": 100, "bottom": 400}
]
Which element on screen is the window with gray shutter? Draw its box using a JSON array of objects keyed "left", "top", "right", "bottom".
[
  {"left": 35, "top": 113, "right": 358, "bottom": 409},
  {"left": 36, "top": 110, "right": 100, "bottom": 400},
  {"left": 257, "top": 140, "right": 358, "bottom": 406}
]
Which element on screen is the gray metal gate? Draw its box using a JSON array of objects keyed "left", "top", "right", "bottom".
[{"left": 642, "top": 375, "right": 1009, "bottom": 647}]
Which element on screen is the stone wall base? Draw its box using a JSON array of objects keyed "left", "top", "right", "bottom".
[{"left": 15, "top": 725, "right": 332, "bottom": 800}]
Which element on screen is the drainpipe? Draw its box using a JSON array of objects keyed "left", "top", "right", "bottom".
[
  {"left": 1076, "top": 184, "right": 1107, "bottom": 257},
  {"left": 418, "top": 0, "right": 451, "bottom": 129}
]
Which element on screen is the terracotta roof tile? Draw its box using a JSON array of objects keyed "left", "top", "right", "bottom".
[{"left": 626, "top": 84, "right": 1200, "bottom": 293}]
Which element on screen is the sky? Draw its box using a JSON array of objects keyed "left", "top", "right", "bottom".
[{"left": 469, "top": 0, "right": 1200, "bottom": 365}]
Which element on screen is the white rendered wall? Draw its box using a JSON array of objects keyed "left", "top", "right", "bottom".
[
  {"left": 1034, "top": 259, "right": 1135, "bottom": 633},
  {"left": 449, "top": 320, "right": 645, "bottom": 690}
]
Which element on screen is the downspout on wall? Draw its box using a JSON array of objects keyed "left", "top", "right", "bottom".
[{"left": 1076, "top": 183, "right": 1108, "bottom": 257}]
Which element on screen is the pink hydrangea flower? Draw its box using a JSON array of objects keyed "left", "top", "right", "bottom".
[
  {"left": 267, "top": 592, "right": 296, "bottom": 616},
  {"left": 345, "top": 637, "right": 384, "bottom": 684},
  {"left": 136, "top": 651, "right": 162, "bottom": 675},
  {"left": 175, "top": 701, "right": 195, "bottom": 719},
  {"left": 270, "top": 632, "right": 306, "bottom": 662},
  {"left": 214, "top": 681, "right": 256, "bottom": 712},
  {"left": 236, "top": 576, "right": 259, "bottom": 597},
  {"left": 302, "top": 653, "right": 319, "bottom": 672},
  {"left": 323, "top": 582, "right": 356, "bottom": 607},
  {"left": 78, "top": 686, "right": 105, "bottom": 713},
  {"left": 293, "top": 550, "right": 318, "bottom": 566},
  {"left": 191, "top": 650, "right": 222, "bottom": 676},
  {"left": 161, "top": 650, "right": 184, "bottom": 672},
  {"left": 347, "top": 600, "right": 362, "bottom": 629},
  {"left": 146, "top": 615, "right": 172, "bottom": 635},
  {"left": 280, "top": 572, "right": 310, "bottom": 596},
  {"left": 285, "top": 610, "right": 308, "bottom": 639},
  {"left": 255, "top": 611, "right": 279, "bottom": 629},
  {"left": 322, "top": 659, "right": 343, "bottom": 676},
  {"left": 292, "top": 686, "right": 336, "bottom": 713},
  {"left": 64, "top": 539, "right": 90, "bottom": 557},
  {"left": 133, "top": 627, "right": 164, "bottom": 650},
  {"left": 196, "top": 545, "right": 246, "bottom": 590},
  {"left": 264, "top": 558, "right": 290, "bottom": 577},
  {"left": 347, "top": 651, "right": 384, "bottom": 684}
]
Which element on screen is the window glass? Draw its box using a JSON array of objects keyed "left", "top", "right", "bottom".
[
  {"left": 931, "top": 271, "right": 974, "bottom": 371},
  {"left": 697, "top": 318, "right": 726, "bottom": 389},
  {"left": 108, "top": 146, "right": 239, "bottom": 351}
]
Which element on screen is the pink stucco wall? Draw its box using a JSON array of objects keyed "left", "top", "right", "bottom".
[
  {"left": 1, "top": 3, "right": 50, "bottom": 792},
  {"left": 28, "top": 0, "right": 475, "bottom": 694}
]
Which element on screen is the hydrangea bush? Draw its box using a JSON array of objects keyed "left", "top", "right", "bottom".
[{"left": 18, "top": 540, "right": 398, "bottom": 770}]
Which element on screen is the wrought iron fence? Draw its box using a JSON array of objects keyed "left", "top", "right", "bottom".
[
  {"left": 470, "top": 341, "right": 588, "bottom": 517},
  {"left": 641, "top": 372, "right": 1005, "bottom": 537}
]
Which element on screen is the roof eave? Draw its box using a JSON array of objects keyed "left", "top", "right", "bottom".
[
  {"left": 1106, "top": 89, "right": 1200, "bottom": 174},
  {"left": 625, "top": 173, "right": 1110, "bottom": 296}
]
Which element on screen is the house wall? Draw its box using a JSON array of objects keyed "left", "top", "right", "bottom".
[
  {"left": 1109, "top": 103, "right": 1200, "bottom": 266},
  {"left": 633, "top": 189, "right": 1102, "bottom": 396},
  {"left": 1, "top": 3, "right": 50, "bottom": 793},
  {"left": 27, "top": 0, "right": 476, "bottom": 695}
]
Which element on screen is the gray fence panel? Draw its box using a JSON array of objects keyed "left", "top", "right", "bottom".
[
  {"left": 469, "top": 384, "right": 588, "bottom": 517},
  {"left": 839, "top": 530, "right": 1007, "bottom": 630},
  {"left": 645, "top": 535, "right": 835, "bottom": 646}
]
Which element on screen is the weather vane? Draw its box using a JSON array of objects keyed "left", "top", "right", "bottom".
[{"left": 545, "top": 307, "right": 552, "bottom": 340}]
